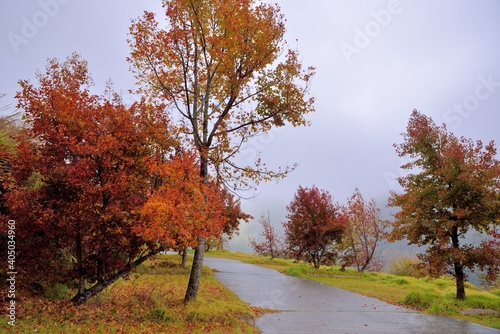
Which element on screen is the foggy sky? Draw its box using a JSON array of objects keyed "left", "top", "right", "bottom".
[{"left": 2, "top": 0, "right": 500, "bottom": 253}]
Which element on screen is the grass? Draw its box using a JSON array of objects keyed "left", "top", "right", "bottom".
[
  {"left": 0, "top": 254, "right": 260, "bottom": 333},
  {"left": 206, "top": 250, "right": 500, "bottom": 330}
]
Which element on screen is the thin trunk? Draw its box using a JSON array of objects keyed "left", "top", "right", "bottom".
[
  {"left": 184, "top": 237, "right": 206, "bottom": 303},
  {"left": 181, "top": 247, "right": 188, "bottom": 268},
  {"left": 312, "top": 251, "right": 321, "bottom": 269},
  {"left": 184, "top": 153, "right": 209, "bottom": 303},
  {"left": 269, "top": 238, "right": 275, "bottom": 259},
  {"left": 75, "top": 231, "right": 85, "bottom": 298}
]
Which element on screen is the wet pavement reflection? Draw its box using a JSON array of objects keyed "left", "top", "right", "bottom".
[{"left": 204, "top": 257, "right": 500, "bottom": 334}]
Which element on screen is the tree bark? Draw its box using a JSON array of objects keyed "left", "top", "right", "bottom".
[
  {"left": 75, "top": 231, "right": 85, "bottom": 299},
  {"left": 184, "top": 237, "right": 206, "bottom": 303},
  {"left": 184, "top": 151, "right": 209, "bottom": 303},
  {"left": 451, "top": 224, "right": 466, "bottom": 300},
  {"left": 180, "top": 247, "right": 188, "bottom": 268},
  {"left": 454, "top": 262, "right": 466, "bottom": 300}
]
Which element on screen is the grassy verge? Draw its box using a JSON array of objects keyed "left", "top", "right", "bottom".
[
  {"left": 0, "top": 254, "right": 260, "bottom": 333},
  {"left": 206, "top": 250, "right": 500, "bottom": 330}
]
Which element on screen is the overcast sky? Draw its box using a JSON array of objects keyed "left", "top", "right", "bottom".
[{"left": 2, "top": 1, "right": 500, "bottom": 253}]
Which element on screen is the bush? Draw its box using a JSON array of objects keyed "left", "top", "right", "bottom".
[{"left": 388, "top": 256, "right": 426, "bottom": 278}]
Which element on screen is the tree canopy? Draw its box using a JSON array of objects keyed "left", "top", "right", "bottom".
[
  {"left": 284, "top": 185, "right": 346, "bottom": 269},
  {"left": 389, "top": 110, "right": 500, "bottom": 300}
]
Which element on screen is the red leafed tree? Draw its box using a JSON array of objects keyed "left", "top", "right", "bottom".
[
  {"left": 250, "top": 212, "right": 284, "bottom": 259},
  {"left": 128, "top": 0, "right": 315, "bottom": 302},
  {"left": 283, "top": 186, "right": 346, "bottom": 269},
  {"left": 389, "top": 110, "right": 500, "bottom": 300},
  {"left": 5, "top": 54, "right": 178, "bottom": 304},
  {"left": 339, "top": 188, "right": 389, "bottom": 272}
]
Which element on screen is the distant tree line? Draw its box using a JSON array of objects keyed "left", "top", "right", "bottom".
[{"left": 250, "top": 186, "right": 388, "bottom": 272}]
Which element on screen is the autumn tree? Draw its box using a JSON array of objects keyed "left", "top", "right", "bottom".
[
  {"left": 128, "top": 0, "right": 315, "bottom": 302},
  {"left": 339, "top": 188, "right": 389, "bottom": 272},
  {"left": 283, "top": 186, "right": 346, "bottom": 269},
  {"left": 0, "top": 96, "right": 23, "bottom": 216},
  {"left": 6, "top": 54, "right": 179, "bottom": 303},
  {"left": 250, "top": 212, "right": 285, "bottom": 259},
  {"left": 389, "top": 110, "right": 500, "bottom": 300}
]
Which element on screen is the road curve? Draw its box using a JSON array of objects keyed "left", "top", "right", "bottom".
[{"left": 204, "top": 257, "right": 500, "bottom": 334}]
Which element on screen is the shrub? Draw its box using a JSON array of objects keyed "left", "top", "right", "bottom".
[{"left": 388, "top": 256, "right": 426, "bottom": 278}]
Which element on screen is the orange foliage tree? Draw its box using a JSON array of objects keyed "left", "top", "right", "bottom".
[
  {"left": 137, "top": 149, "right": 250, "bottom": 253},
  {"left": 283, "top": 186, "right": 346, "bottom": 269},
  {"left": 389, "top": 110, "right": 500, "bottom": 300},
  {"left": 128, "top": 0, "right": 315, "bottom": 302}
]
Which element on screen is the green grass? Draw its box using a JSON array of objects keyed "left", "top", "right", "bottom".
[
  {"left": 206, "top": 250, "right": 500, "bottom": 330},
  {"left": 0, "top": 254, "right": 260, "bottom": 333}
]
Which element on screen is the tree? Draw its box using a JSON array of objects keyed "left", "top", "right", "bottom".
[
  {"left": 339, "top": 188, "right": 389, "bottom": 272},
  {"left": 388, "top": 110, "right": 500, "bottom": 300},
  {"left": 6, "top": 54, "right": 178, "bottom": 303},
  {"left": 283, "top": 186, "right": 346, "bottom": 269},
  {"left": 250, "top": 212, "right": 284, "bottom": 259},
  {"left": 128, "top": 0, "right": 315, "bottom": 302},
  {"left": 0, "top": 96, "right": 23, "bottom": 216}
]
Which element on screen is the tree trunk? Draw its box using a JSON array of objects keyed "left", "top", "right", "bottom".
[
  {"left": 75, "top": 231, "right": 86, "bottom": 298},
  {"left": 454, "top": 262, "right": 466, "bottom": 300},
  {"left": 184, "top": 152, "right": 209, "bottom": 303},
  {"left": 184, "top": 237, "right": 206, "bottom": 304},
  {"left": 312, "top": 253, "right": 320, "bottom": 269},
  {"left": 180, "top": 247, "right": 188, "bottom": 268},
  {"left": 451, "top": 224, "right": 465, "bottom": 300}
]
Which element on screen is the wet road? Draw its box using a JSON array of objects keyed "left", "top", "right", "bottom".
[{"left": 204, "top": 257, "right": 500, "bottom": 334}]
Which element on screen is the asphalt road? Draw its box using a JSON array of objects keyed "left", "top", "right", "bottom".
[{"left": 204, "top": 257, "right": 500, "bottom": 334}]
